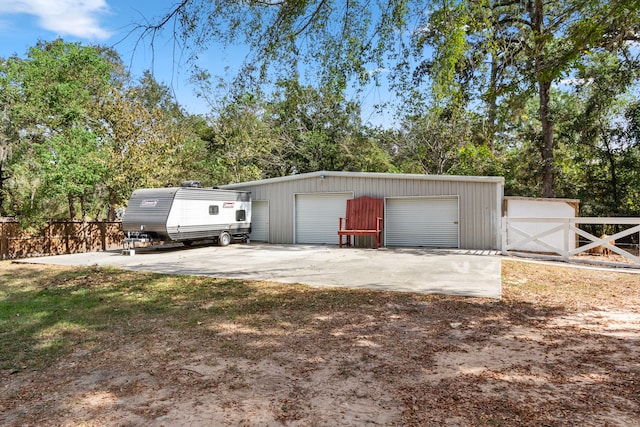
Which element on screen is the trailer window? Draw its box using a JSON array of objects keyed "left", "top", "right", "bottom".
[
  {"left": 236, "top": 210, "right": 246, "bottom": 221},
  {"left": 209, "top": 205, "right": 219, "bottom": 215}
]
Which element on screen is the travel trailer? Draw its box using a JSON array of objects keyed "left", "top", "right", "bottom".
[{"left": 122, "top": 181, "right": 251, "bottom": 247}]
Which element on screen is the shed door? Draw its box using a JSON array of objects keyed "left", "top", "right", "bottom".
[
  {"left": 385, "top": 197, "right": 459, "bottom": 247},
  {"left": 250, "top": 200, "right": 269, "bottom": 242},
  {"left": 295, "top": 193, "right": 351, "bottom": 244}
]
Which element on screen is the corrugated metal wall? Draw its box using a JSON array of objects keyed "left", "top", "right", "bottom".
[{"left": 224, "top": 172, "right": 503, "bottom": 249}]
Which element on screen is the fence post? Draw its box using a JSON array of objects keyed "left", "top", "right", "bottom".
[
  {"left": 82, "top": 219, "right": 88, "bottom": 253},
  {"left": 47, "top": 221, "right": 51, "bottom": 255},
  {"left": 562, "top": 218, "right": 569, "bottom": 261},
  {"left": 100, "top": 221, "right": 107, "bottom": 251},
  {"left": 64, "top": 222, "right": 70, "bottom": 254},
  {"left": 501, "top": 217, "right": 508, "bottom": 254},
  {"left": 0, "top": 221, "right": 4, "bottom": 260}
]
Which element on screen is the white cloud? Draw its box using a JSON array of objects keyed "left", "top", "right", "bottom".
[
  {"left": 0, "top": 0, "right": 112, "bottom": 40},
  {"left": 368, "top": 68, "right": 390, "bottom": 76}
]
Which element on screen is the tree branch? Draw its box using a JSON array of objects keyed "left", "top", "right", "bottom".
[
  {"left": 496, "top": 16, "right": 534, "bottom": 30},
  {"left": 293, "top": 0, "right": 329, "bottom": 37},
  {"left": 492, "top": 0, "right": 521, "bottom": 8}
]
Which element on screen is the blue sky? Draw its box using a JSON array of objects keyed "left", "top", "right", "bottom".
[
  {"left": 0, "top": 0, "right": 394, "bottom": 125},
  {"left": 0, "top": 0, "right": 259, "bottom": 116}
]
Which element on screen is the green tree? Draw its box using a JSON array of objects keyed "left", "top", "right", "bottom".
[
  {"left": 618, "top": 102, "right": 640, "bottom": 215},
  {"left": 143, "top": 1, "right": 406, "bottom": 93},
  {"left": 420, "top": 0, "right": 640, "bottom": 196},
  {"left": 570, "top": 52, "right": 640, "bottom": 215},
  {"left": 2, "top": 40, "right": 216, "bottom": 224},
  {"left": 192, "top": 74, "right": 395, "bottom": 180},
  {"left": 3, "top": 39, "right": 113, "bottom": 225},
  {"left": 266, "top": 78, "right": 395, "bottom": 174},
  {"left": 137, "top": 70, "right": 186, "bottom": 119},
  {"left": 206, "top": 91, "right": 274, "bottom": 183},
  {"left": 38, "top": 128, "right": 107, "bottom": 220},
  {"left": 101, "top": 81, "right": 202, "bottom": 218},
  {"left": 144, "top": 0, "right": 639, "bottom": 196},
  {"left": 0, "top": 57, "right": 21, "bottom": 215},
  {"left": 393, "top": 107, "right": 474, "bottom": 175}
]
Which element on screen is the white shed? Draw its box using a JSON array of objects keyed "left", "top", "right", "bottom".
[{"left": 504, "top": 197, "right": 580, "bottom": 253}]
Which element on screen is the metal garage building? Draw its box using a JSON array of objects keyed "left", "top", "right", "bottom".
[{"left": 222, "top": 171, "right": 504, "bottom": 250}]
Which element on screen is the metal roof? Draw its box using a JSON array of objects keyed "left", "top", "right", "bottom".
[
  {"left": 222, "top": 170, "right": 504, "bottom": 188},
  {"left": 503, "top": 196, "right": 579, "bottom": 204}
]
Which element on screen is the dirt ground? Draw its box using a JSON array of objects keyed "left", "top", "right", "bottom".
[{"left": 1, "top": 259, "right": 639, "bottom": 426}]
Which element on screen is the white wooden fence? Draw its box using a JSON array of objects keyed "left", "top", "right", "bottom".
[{"left": 502, "top": 217, "right": 640, "bottom": 268}]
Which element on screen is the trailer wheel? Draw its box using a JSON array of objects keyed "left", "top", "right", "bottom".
[
  {"left": 183, "top": 240, "right": 193, "bottom": 246},
  {"left": 219, "top": 231, "right": 231, "bottom": 246}
]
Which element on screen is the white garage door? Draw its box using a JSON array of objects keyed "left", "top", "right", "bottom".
[
  {"left": 250, "top": 200, "right": 269, "bottom": 242},
  {"left": 385, "top": 197, "right": 459, "bottom": 248},
  {"left": 295, "top": 193, "right": 352, "bottom": 244}
]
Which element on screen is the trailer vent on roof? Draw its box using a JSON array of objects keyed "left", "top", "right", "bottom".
[{"left": 180, "top": 180, "right": 202, "bottom": 188}]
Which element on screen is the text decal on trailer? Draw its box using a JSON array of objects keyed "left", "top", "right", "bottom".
[
  {"left": 223, "top": 202, "right": 235, "bottom": 208},
  {"left": 140, "top": 199, "right": 158, "bottom": 208}
]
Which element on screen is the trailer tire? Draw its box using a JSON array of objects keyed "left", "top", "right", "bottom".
[
  {"left": 183, "top": 240, "right": 193, "bottom": 246},
  {"left": 219, "top": 231, "right": 231, "bottom": 246}
]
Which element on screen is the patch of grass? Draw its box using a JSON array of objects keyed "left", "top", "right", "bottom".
[
  {"left": 0, "top": 262, "right": 406, "bottom": 371},
  {"left": 1, "top": 265, "right": 161, "bottom": 370},
  {"left": 502, "top": 259, "right": 640, "bottom": 309},
  {"left": 0, "top": 264, "right": 239, "bottom": 370},
  {"left": 1, "top": 259, "right": 637, "bottom": 373}
]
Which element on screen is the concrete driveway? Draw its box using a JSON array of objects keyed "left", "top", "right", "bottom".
[{"left": 18, "top": 243, "right": 502, "bottom": 298}]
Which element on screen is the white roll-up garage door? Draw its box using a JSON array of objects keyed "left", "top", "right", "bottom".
[
  {"left": 295, "top": 193, "right": 352, "bottom": 244},
  {"left": 385, "top": 197, "right": 459, "bottom": 247},
  {"left": 250, "top": 200, "right": 269, "bottom": 242}
]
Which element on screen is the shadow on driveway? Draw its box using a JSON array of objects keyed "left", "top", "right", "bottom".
[{"left": 17, "top": 243, "right": 502, "bottom": 298}]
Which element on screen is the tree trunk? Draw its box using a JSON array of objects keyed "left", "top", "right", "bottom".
[
  {"left": 81, "top": 195, "right": 89, "bottom": 253},
  {"left": 539, "top": 79, "right": 555, "bottom": 198},
  {"left": 485, "top": 49, "right": 499, "bottom": 151},
  {"left": 533, "top": 0, "right": 555, "bottom": 198},
  {"left": 0, "top": 161, "right": 8, "bottom": 217},
  {"left": 68, "top": 194, "right": 76, "bottom": 219},
  {"left": 107, "top": 205, "right": 116, "bottom": 221},
  {"left": 602, "top": 130, "right": 619, "bottom": 213}
]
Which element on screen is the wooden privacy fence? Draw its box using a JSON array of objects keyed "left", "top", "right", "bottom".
[
  {"left": 0, "top": 220, "right": 123, "bottom": 260},
  {"left": 502, "top": 217, "right": 640, "bottom": 268}
]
